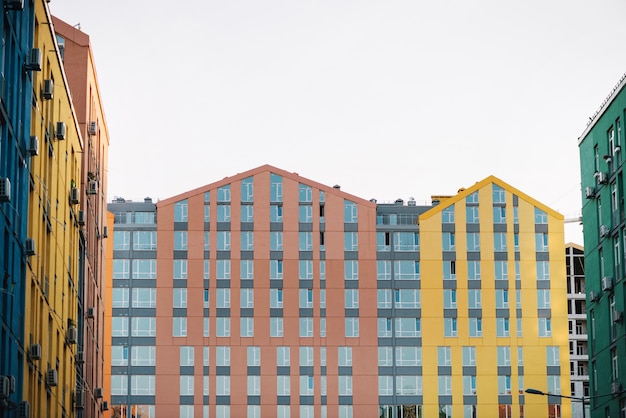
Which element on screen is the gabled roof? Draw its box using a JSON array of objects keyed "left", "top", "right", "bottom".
[
  {"left": 418, "top": 175, "right": 563, "bottom": 221},
  {"left": 157, "top": 164, "right": 376, "bottom": 208}
]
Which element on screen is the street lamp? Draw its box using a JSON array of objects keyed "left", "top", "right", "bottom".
[{"left": 525, "top": 388, "right": 586, "bottom": 418}]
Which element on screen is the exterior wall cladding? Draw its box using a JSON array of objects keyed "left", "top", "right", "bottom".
[
  {"left": 106, "top": 165, "right": 569, "bottom": 418},
  {"left": 579, "top": 73, "right": 626, "bottom": 418}
]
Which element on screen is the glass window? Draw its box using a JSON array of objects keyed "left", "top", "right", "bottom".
[
  {"left": 131, "top": 375, "right": 155, "bottom": 395},
  {"left": 111, "top": 346, "right": 128, "bottom": 366},
  {"left": 299, "top": 184, "right": 312, "bottom": 202},
  {"left": 378, "top": 289, "right": 392, "bottom": 308},
  {"left": 299, "top": 260, "right": 313, "bottom": 280},
  {"left": 217, "top": 185, "right": 231, "bottom": 202},
  {"left": 111, "top": 375, "right": 128, "bottom": 395},
  {"left": 247, "top": 346, "right": 260, "bottom": 366},
  {"left": 493, "top": 184, "right": 506, "bottom": 204},
  {"left": 204, "top": 205, "right": 210, "bottom": 222},
  {"left": 546, "top": 346, "right": 559, "bottom": 366},
  {"left": 438, "top": 346, "right": 451, "bottom": 366},
  {"left": 133, "top": 288, "right": 157, "bottom": 308},
  {"left": 338, "top": 347, "right": 352, "bottom": 366},
  {"left": 344, "top": 232, "right": 358, "bottom": 251},
  {"left": 300, "top": 376, "right": 314, "bottom": 396},
  {"left": 241, "top": 177, "right": 254, "bottom": 202},
  {"left": 339, "top": 376, "right": 352, "bottom": 395},
  {"left": 377, "top": 260, "right": 392, "bottom": 280},
  {"left": 345, "top": 318, "right": 359, "bottom": 337},
  {"left": 241, "top": 205, "right": 254, "bottom": 222},
  {"left": 112, "top": 288, "right": 129, "bottom": 308},
  {"left": 180, "top": 346, "right": 194, "bottom": 366},
  {"left": 467, "top": 232, "right": 480, "bottom": 251},
  {"left": 180, "top": 405, "right": 194, "bottom": 418},
  {"left": 320, "top": 290, "right": 326, "bottom": 308},
  {"left": 113, "top": 259, "right": 130, "bottom": 279},
  {"left": 173, "top": 317, "right": 187, "bottom": 337},
  {"left": 395, "top": 318, "right": 420, "bottom": 337},
  {"left": 180, "top": 376, "right": 194, "bottom": 396},
  {"left": 216, "top": 260, "right": 230, "bottom": 280},
  {"left": 299, "top": 205, "right": 312, "bottom": 223},
  {"left": 395, "top": 289, "right": 420, "bottom": 308},
  {"left": 131, "top": 317, "right": 156, "bottom": 336},
  {"left": 394, "top": 232, "right": 419, "bottom": 251},
  {"left": 133, "top": 231, "right": 157, "bottom": 250},
  {"left": 240, "top": 231, "right": 254, "bottom": 251},
  {"left": 300, "top": 346, "right": 314, "bottom": 366},
  {"left": 466, "top": 206, "right": 479, "bottom": 223},
  {"left": 442, "top": 206, "right": 455, "bottom": 223},
  {"left": 443, "top": 261, "right": 456, "bottom": 280},
  {"left": 494, "top": 233, "right": 507, "bottom": 252},
  {"left": 493, "top": 206, "right": 506, "bottom": 223},
  {"left": 174, "top": 259, "right": 187, "bottom": 279},
  {"left": 300, "top": 317, "right": 313, "bottom": 337},
  {"left": 443, "top": 289, "right": 457, "bottom": 308},
  {"left": 344, "top": 290, "right": 359, "bottom": 309},
  {"left": 270, "top": 232, "right": 283, "bottom": 251},
  {"left": 444, "top": 318, "right": 457, "bottom": 337},
  {"left": 241, "top": 260, "right": 254, "bottom": 280},
  {"left": 439, "top": 376, "right": 452, "bottom": 395},
  {"left": 300, "top": 289, "right": 313, "bottom": 308},
  {"left": 497, "top": 346, "right": 511, "bottom": 366},
  {"left": 469, "top": 318, "right": 482, "bottom": 337},
  {"left": 344, "top": 260, "right": 358, "bottom": 280},
  {"left": 114, "top": 231, "right": 131, "bottom": 250},
  {"left": 539, "top": 318, "right": 552, "bottom": 337},
  {"left": 241, "top": 317, "right": 254, "bottom": 337},
  {"left": 536, "top": 233, "right": 549, "bottom": 251},
  {"left": 133, "top": 259, "right": 157, "bottom": 279},
  {"left": 468, "top": 261, "right": 481, "bottom": 280},
  {"left": 277, "top": 376, "right": 290, "bottom": 395},
  {"left": 270, "top": 260, "right": 283, "bottom": 279},
  {"left": 270, "top": 205, "right": 283, "bottom": 222},
  {"left": 463, "top": 375, "right": 477, "bottom": 395},
  {"left": 468, "top": 289, "right": 481, "bottom": 308},
  {"left": 537, "top": 261, "right": 550, "bottom": 280},
  {"left": 217, "top": 231, "right": 231, "bottom": 251},
  {"left": 377, "top": 232, "right": 391, "bottom": 251},
  {"left": 217, "top": 205, "right": 231, "bottom": 222},
  {"left": 462, "top": 346, "right": 476, "bottom": 366},
  {"left": 216, "top": 289, "right": 230, "bottom": 308},
  {"left": 379, "top": 376, "right": 393, "bottom": 395},
  {"left": 496, "top": 318, "right": 510, "bottom": 337},
  {"left": 396, "top": 347, "right": 421, "bottom": 366},
  {"left": 241, "top": 288, "right": 254, "bottom": 308},
  {"left": 498, "top": 375, "right": 511, "bottom": 395},
  {"left": 270, "top": 174, "right": 283, "bottom": 202},
  {"left": 495, "top": 289, "right": 509, "bottom": 308},
  {"left": 216, "top": 346, "right": 230, "bottom": 366},
  {"left": 216, "top": 376, "right": 230, "bottom": 396},
  {"left": 277, "top": 346, "right": 290, "bottom": 366},
  {"left": 379, "top": 347, "right": 393, "bottom": 366},
  {"left": 495, "top": 261, "right": 508, "bottom": 280},
  {"left": 204, "top": 317, "right": 209, "bottom": 337},
  {"left": 174, "top": 200, "right": 188, "bottom": 222},
  {"left": 112, "top": 317, "right": 129, "bottom": 336},
  {"left": 131, "top": 346, "right": 156, "bottom": 366},
  {"left": 134, "top": 212, "right": 155, "bottom": 224},
  {"left": 271, "top": 317, "right": 284, "bottom": 337},
  {"left": 535, "top": 207, "right": 548, "bottom": 224},
  {"left": 248, "top": 376, "right": 260, "bottom": 396},
  {"left": 344, "top": 200, "right": 358, "bottom": 223},
  {"left": 300, "top": 232, "right": 313, "bottom": 251},
  {"left": 538, "top": 289, "right": 551, "bottom": 309},
  {"left": 270, "top": 288, "right": 283, "bottom": 308},
  {"left": 442, "top": 232, "right": 455, "bottom": 251},
  {"left": 394, "top": 260, "right": 419, "bottom": 280},
  {"left": 378, "top": 318, "right": 392, "bottom": 338},
  {"left": 172, "top": 231, "right": 188, "bottom": 251}
]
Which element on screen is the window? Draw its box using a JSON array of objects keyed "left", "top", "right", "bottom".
[
  {"left": 493, "top": 206, "right": 506, "bottom": 223},
  {"left": 270, "top": 174, "right": 283, "bottom": 202},
  {"left": 377, "top": 232, "right": 391, "bottom": 251},
  {"left": 277, "top": 346, "right": 290, "bottom": 366},
  {"left": 112, "top": 317, "right": 129, "bottom": 337},
  {"left": 495, "top": 261, "right": 508, "bottom": 280},
  {"left": 271, "top": 318, "right": 283, "bottom": 337},
  {"left": 494, "top": 233, "right": 507, "bottom": 252},
  {"left": 299, "top": 260, "right": 313, "bottom": 280},
  {"left": 270, "top": 205, "right": 283, "bottom": 222},
  {"left": 394, "top": 260, "right": 419, "bottom": 280},
  {"left": 394, "top": 232, "right": 419, "bottom": 251},
  {"left": 442, "top": 206, "right": 455, "bottom": 223},
  {"left": 241, "top": 231, "right": 254, "bottom": 251},
  {"left": 396, "top": 347, "right": 421, "bottom": 366},
  {"left": 300, "top": 318, "right": 313, "bottom": 337},
  {"left": 339, "top": 376, "right": 353, "bottom": 396},
  {"left": 345, "top": 289, "right": 359, "bottom": 308},
  {"left": 379, "top": 376, "right": 393, "bottom": 395},
  {"left": 132, "top": 346, "right": 156, "bottom": 366},
  {"left": 217, "top": 231, "right": 231, "bottom": 250},
  {"left": 444, "top": 318, "right": 458, "bottom": 337},
  {"left": 113, "top": 259, "right": 130, "bottom": 279},
  {"left": 377, "top": 260, "right": 392, "bottom": 280},
  {"left": 495, "top": 289, "right": 509, "bottom": 308},
  {"left": 241, "top": 204, "right": 254, "bottom": 222},
  {"left": 204, "top": 205, "right": 210, "bottom": 222},
  {"left": 463, "top": 375, "right": 477, "bottom": 395},
  {"left": 378, "top": 290, "right": 392, "bottom": 309},
  {"left": 217, "top": 185, "right": 231, "bottom": 202},
  {"left": 395, "top": 318, "right": 420, "bottom": 337},
  {"left": 537, "top": 261, "right": 550, "bottom": 280},
  {"left": 536, "top": 233, "right": 549, "bottom": 252},
  {"left": 498, "top": 375, "right": 511, "bottom": 395},
  {"left": 395, "top": 289, "right": 420, "bottom": 308},
  {"left": 131, "top": 317, "right": 156, "bottom": 337},
  {"left": 216, "top": 260, "right": 230, "bottom": 279},
  {"left": 174, "top": 200, "right": 188, "bottom": 222},
  {"left": 379, "top": 347, "right": 393, "bottom": 366},
  {"left": 277, "top": 406, "right": 290, "bottom": 418},
  {"left": 299, "top": 184, "right": 313, "bottom": 202},
  {"left": 248, "top": 346, "right": 260, "bottom": 366},
  {"left": 271, "top": 232, "right": 283, "bottom": 251},
  {"left": 442, "top": 232, "right": 455, "bottom": 251},
  {"left": 241, "top": 317, "right": 254, "bottom": 337},
  {"left": 111, "top": 346, "right": 128, "bottom": 366},
  {"left": 443, "top": 261, "right": 456, "bottom": 280},
  {"left": 344, "top": 260, "right": 359, "bottom": 280},
  {"left": 241, "top": 260, "right": 254, "bottom": 280},
  {"left": 546, "top": 346, "right": 559, "bottom": 366},
  {"left": 378, "top": 318, "right": 393, "bottom": 337},
  {"left": 174, "top": 259, "right": 187, "bottom": 279},
  {"left": 248, "top": 376, "right": 260, "bottom": 396},
  {"left": 462, "top": 346, "right": 476, "bottom": 366},
  {"left": 204, "top": 318, "right": 209, "bottom": 337},
  {"left": 467, "top": 232, "right": 480, "bottom": 251},
  {"left": 345, "top": 318, "right": 359, "bottom": 337},
  {"left": 180, "top": 376, "right": 194, "bottom": 396},
  {"left": 538, "top": 289, "right": 551, "bottom": 309},
  {"left": 241, "top": 177, "right": 254, "bottom": 202},
  {"left": 111, "top": 375, "right": 128, "bottom": 395},
  {"left": 468, "top": 289, "right": 481, "bottom": 308},
  {"left": 130, "top": 231, "right": 157, "bottom": 251},
  {"left": 216, "top": 376, "right": 230, "bottom": 396},
  {"left": 466, "top": 206, "right": 479, "bottom": 223},
  {"left": 270, "top": 288, "right": 283, "bottom": 308},
  {"left": 496, "top": 318, "right": 510, "bottom": 337},
  {"left": 131, "top": 375, "right": 155, "bottom": 395},
  {"left": 300, "top": 346, "right": 314, "bottom": 366},
  {"left": 132, "top": 259, "right": 157, "bottom": 279},
  {"left": 216, "top": 318, "right": 230, "bottom": 337},
  {"left": 320, "top": 319, "right": 326, "bottom": 337},
  {"left": 535, "top": 207, "right": 548, "bottom": 224},
  {"left": 438, "top": 346, "right": 451, "bottom": 366},
  {"left": 114, "top": 231, "right": 131, "bottom": 250},
  {"left": 217, "top": 205, "right": 231, "bottom": 222},
  {"left": 173, "top": 317, "right": 187, "bottom": 337},
  {"left": 172, "top": 288, "right": 187, "bottom": 308},
  {"left": 174, "top": 231, "right": 188, "bottom": 251},
  {"left": 493, "top": 184, "right": 506, "bottom": 203},
  {"left": 539, "top": 318, "right": 552, "bottom": 337},
  {"left": 241, "top": 288, "right": 254, "bottom": 308},
  {"left": 112, "top": 288, "right": 129, "bottom": 308},
  {"left": 216, "top": 346, "right": 230, "bottom": 366},
  {"left": 344, "top": 200, "right": 358, "bottom": 223},
  {"left": 299, "top": 205, "right": 312, "bottom": 223},
  {"left": 469, "top": 318, "right": 482, "bottom": 337},
  {"left": 439, "top": 376, "right": 452, "bottom": 395},
  {"left": 216, "top": 289, "right": 230, "bottom": 308},
  {"left": 277, "top": 375, "right": 290, "bottom": 395},
  {"left": 497, "top": 346, "right": 511, "bottom": 366},
  {"left": 443, "top": 289, "right": 457, "bottom": 308},
  {"left": 344, "top": 232, "right": 358, "bottom": 251}
]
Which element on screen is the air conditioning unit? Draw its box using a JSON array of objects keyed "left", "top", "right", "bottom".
[
  {"left": 102, "top": 226, "right": 108, "bottom": 238},
  {"left": 77, "top": 210, "right": 86, "bottom": 226},
  {"left": 101, "top": 401, "right": 109, "bottom": 411},
  {"left": 600, "top": 225, "right": 610, "bottom": 237},
  {"left": 46, "top": 369, "right": 58, "bottom": 387},
  {"left": 27, "top": 135, "right": 38, "bottom": 156},
  {"left": 24, "top": 48, "right": 41, "bottom": 71},
  {"left": 76, "top": 351, "right": 84, "bottom": 364},
  {"left": 0, "top": 177, "right": 10, "bottom": 202},
  {"left": 588, "top": 291, "right": 598, "bottom": 302},
  {"left": 70, "top": 187, "right": 79, "bottom": 205},
  {"left": 5, "top": 0, "right": 24, "bottom": 10},
  {"left": 585, "top": 186, "right": 595, "bottom": 199},
  {"left": 24, "top": 237, "right": 35, "bottom": 257},
  {"left": 88, "top": 121, "right": 97, "bottom": 135},
  {"left": 612, "top": 381, "right": 621, "bottom": 394},
  {"left": 87, "top": 306, "right": 95, "bottom": 318},
  {"left": 75, "top": 388, "right": 85, "bottom": 409},
  {"left": 55, "top": 121, "right": 66, "bottom": 140},
  {"left": 42, "top": 79, "right": 53, "bottom": 100},
  {"left": 0, "top": 376, "right": 9, "bottom": 398},
  {"left": 18, "top": 400, "right": 30, "bottom": 418},
  {"left": 597, "top": 171, "right": 609, "bottom": 184},
  {"left": 86, "top": 180, "right": 98, "bottom": 195},
  {"left": 8, "top": 376, "right": 15, "bottom": 393},
  {"left": 94, "top": 387, "right": 103, "bottom": 399},
  {"left": 614, "top": 309, "right": 623, "bottom": 323},
  {"left": 602, "top": 276, "right": 613, "bottom": 292},
  {"left": 67, "top": 326, "right": 78, "bottom": 344},
  {"left": 29, "top": 343, "right": 41, "bottom": 360}
]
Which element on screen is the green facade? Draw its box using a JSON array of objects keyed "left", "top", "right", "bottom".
[{"left": 579, "top": 74, "right": 626, "bottom": 417}]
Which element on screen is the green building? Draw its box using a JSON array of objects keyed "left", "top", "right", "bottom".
[{"left": 579, "top": 72, "right": 626, "bottom": 417}]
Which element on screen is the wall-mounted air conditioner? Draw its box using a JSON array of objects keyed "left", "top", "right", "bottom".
[
  {"left": 24, "top": 48, "right": 41, "bottom": 71},
  {"left": 88, "top": 121, "right": 97, "bottom": 136},
  {"left": 588, "top": 291, "right": 598, "bottom": 302},
  {"left": 18, "top": 400, "right": 30, "bottom": 418},
  {"left": 27, "top": 136, "right": 38, "bottom": 156},
  {"left": 0, "top": 376, "right": 9, "bottom": 398},
  {"left": 0, "top": 177, "right": 10, "bottom": 202},
  {"left": 77, "top": 210, "right": 85, "bottom": 226},
  {"left": 600, "top": 225, "right": 610, "bottom": 237},
  {"left": 612, "top": 381, "right": 621, "bottom": 394},
  {"left": 46, "top": 369, "right": 58, "bottom": 387},
  {"left": 67, "top": 326, "right": 77, "bottom": 344},
  {"left": 94, "top": 387, "right": 103, "bottom": 399},
  {"left": 75, "top": 388, "right": 85, "bottom": 409},
  {"left": 55, "top": 122, "right": 66, "bottom": 140},
  {"left": 613, "top": 309, "right": 623, "bottom": 323},
  {"left": 29, "top": 344, "right": 41, "bottom": 360},
  {"left": 5, "top": 0, "right": 24, "bottom": 11},
  {"left": 602, "top": 276, "right": 613, "bottom": 292},
  {"left": 70, "top": 187, "right": 79, "bottom": 205},
  {"left": 102, "top": 226, "right": 108, "bottom": 238},
  {"left": 101, "top": 401, "right": 109, "bottom": 411},
  {"left": 596, "top": 171, "right": 609, "bottom": 184},
  {"left": 585, "top": 187, "right": 595, "bottom": 199},
  {"left": 86, "top": 180, "right": 98, "bottom": 195},
  {"left": 42, "top": 79, "right": 53, "bottom": 100},
  {"left": 76, "top": 351, "right": 84, "bottom": 364},
  {"left": 24, "top": 238, "right": 35, "bottom": 257},
  {"left": 87, "top": 307, "right": 95, "bottom": 318}
]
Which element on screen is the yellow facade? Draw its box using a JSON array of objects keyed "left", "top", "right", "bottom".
[
  {"left": 419, "top": 176, "right": 569, "bottom": 418},
  {"left": 23, "top": 1, "right": 84, "bottom": 416}
]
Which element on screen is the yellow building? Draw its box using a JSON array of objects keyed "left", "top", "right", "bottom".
[
  {"left": 417, "top": 176, "right": 569, "bottom": 418},
  {"left": 23, "top": 1, "right": 84, "bottom": 416}
]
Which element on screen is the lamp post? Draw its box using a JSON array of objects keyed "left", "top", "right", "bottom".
[{"left": 525, "top": 388, "right": 586, "bottom": 418}]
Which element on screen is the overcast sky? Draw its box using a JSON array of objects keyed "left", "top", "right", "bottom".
[{"left": 50, "top": 0, "right": 626, "bottom": 244}]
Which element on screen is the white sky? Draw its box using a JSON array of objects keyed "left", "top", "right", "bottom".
[{"left": 50, "top": 0, "right": 626, "bottom": 244}]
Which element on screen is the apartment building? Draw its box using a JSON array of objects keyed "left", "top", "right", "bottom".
[{"left": 106, "top": 165, "right": 569, "bottom": 418}]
